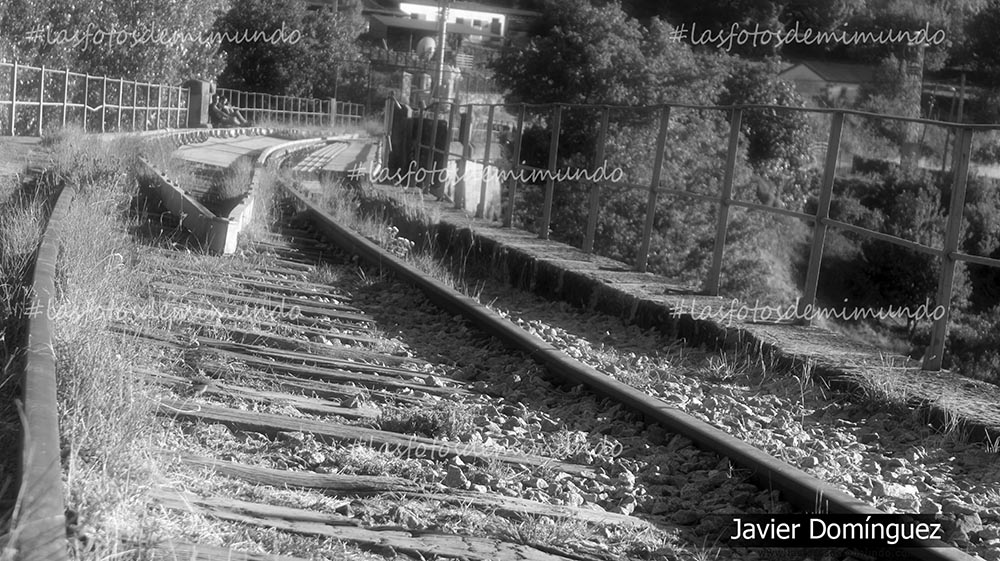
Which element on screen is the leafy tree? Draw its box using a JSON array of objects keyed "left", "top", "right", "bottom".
[
  {"left": 497, "top": 3, "right": 655, "bottom": 106},
  {"left": 959, "top": 0, "right": 1000, "bottom": 85},
  {"left": 716, "top": 57, "right": 812, "bottom": 174},
  {"left": 960, "top": 176, "right": 1000, "bottom": 311},
  {"left": 214, "top": 0, "right": 366, "bottom": 98},
  {"left": 947, "top": 305, "right": 1000, "bottom": 381},
  {"left": 492, "top": 0, "right": 808, "bottom": 304},
  {"left": 780, "top": 0, "right": 866, "bottom": 34},
  {"left": 851, "top": 172, "right": 971, "bottom": 333},
  {"left": 0, "top": 0, "right": 227, "bottom": 83}
]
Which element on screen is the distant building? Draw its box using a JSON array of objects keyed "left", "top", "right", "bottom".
[
  {"left": 779, "top": 60, "right": 876, "bottom": 104},
  {"left": 355, "top": 0, "right": 539, "bottom": 51}
]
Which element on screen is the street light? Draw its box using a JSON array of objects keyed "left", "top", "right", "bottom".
[{"left": 433, "top": 0, "right": 451, "bottom": 100}]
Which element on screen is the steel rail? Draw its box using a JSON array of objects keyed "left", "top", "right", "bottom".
[
  {"left": 10, "top": 126, "right": 280, "bottom": 559},
  {"left": 280, "top": 170, "right": 978, "bottom": 561}
]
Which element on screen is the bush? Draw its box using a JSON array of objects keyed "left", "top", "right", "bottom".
[{"left": 947, "top": 307, "right": 1000, "bottom": 384}]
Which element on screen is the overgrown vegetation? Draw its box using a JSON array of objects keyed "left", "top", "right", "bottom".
[
  {"left": 0, "top": 150, "right": 57, "bottom": 555},
  {"left": 486, "top": 0, "right": 1000, "bottom": 384},
  {"left": 491, "top": 0, "right": 814, "bottom": 308},
  {"left": 0, "top": 129, "right": 182, "bottom": 559},
  {"left": 45, "top": 130, "right": 165, "bottom": 559}
]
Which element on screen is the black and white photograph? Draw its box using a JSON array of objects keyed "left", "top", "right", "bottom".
[{"left": 1, "top": 1, "right": 998, "bottom": 560}]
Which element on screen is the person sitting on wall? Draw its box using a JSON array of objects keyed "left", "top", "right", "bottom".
[
  {"left": 221, "top": 97, "right": 250, "bottom": 126},
  {"left": 208, "top": 95, "right": 238, "bottom": 128}
]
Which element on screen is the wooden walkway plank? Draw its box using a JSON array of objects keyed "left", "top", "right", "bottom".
[
  {"left": 142, "top": 248, "right": 314, "bottom": 279},
  {"left": 171, "top": 272, "right": 350, "bottom": 302},
  {"left": 144, "top": 314, "right": 388, "bottom": 353},
  {"left": 128, "top": 331, "right": 465, "bottom": 396},
  {"left": 196, "top": 362, "right": 439, "bottom": 407},
  {"left": 217, "top": 319, "right": 386, "bottom": 349},
  {"left": 157, "top": 400, "right": 594, "bottom": 477},
  {"left": 411, "top": 492, "right": 653, "bottom": 530},
  {"left": 154, "top": 268, "right": 354, "bottom": 303},
  {"left": 136, "top": 295, "right": 377, "bottom": 335},
  {"left": 131, "top": 326, "right": 431, "bottom": 371},
  {"left": 151, "top": 488, "right": 582, "bottom": 561},
  {"left": 148, "top": 542, "right": 312, "bottom": 561},
  {"left": 151, "top": 487, "right": 356, "bottom": 526},
  {"left": 152, "top": 282, "right": 370, "bottom": 318},
  {"left": 169, "top": 453, "right": 652, "bottom": 530},
  {"left": 141, "top": 370, "right": 380, "bottom": 420},
  {"left": 175, "top": 454, "right": 421, "bottom": 493}
]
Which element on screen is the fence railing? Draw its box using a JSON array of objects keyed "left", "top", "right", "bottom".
[
  {"left": 1, "top": 61, "right": 189, "bottom": 136},
  {"left": 1, "top": 60, "right": 369, "bottom": 136},
  {"left": 397, "top": 98, "right": 1000, "bottom": 372},
  {"left": 217, "top": 88, "right": 365, "bottom": 129}
]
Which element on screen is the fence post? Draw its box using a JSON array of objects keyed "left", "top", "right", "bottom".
[
  {"left": 446, "top": 101, "right": 460, "bottom": 203},
  {"left": 383, "top": 97, "right": 395, "bottom": 170},
  {"left": 38, "top": 66, "right": 45, "bottom": 136},
  {"left": 7, "top": 62, "right": 15, "bottom": 135},
  {"left": 131, "top": 82, "right": 138, "bottom": 130},
  {"left": 636, "top": 106, "right": 671, "bottom": 273},
  {"left": 539, "top": 104, "right": 562, "bottom": 240},
  {"left": 100, "top": 77, "right": 107, "bottom": 133},
  {"left": 412, "top": 109, "right": 425, "bottom": 190},
  {"left": 456, "top": 105, "right": 473, "bottom": 210},
  {"left": 61, "top": 68, "right": 69, "bottom": 128},
  {"left": 584, "top": 106, "right": 611, "bottom": 253},
  {"left": 117, "top": 78, "right": 124, "bottom": 131},
  {"left": 797, "top": 111, "right": 845, "bottom": 323},
  {"left": 923, "top": 126, "right": 974, "bottom": 371},
  {"left": 424, "top": 102, "right": 442, "bottom": 192},
  {"left": 154, "top": 85, "right": 162, "bottom": 129},
  {"left": 476, "top": 104, "right": 496, "bottom": 219},
  {"left": 704, "top": 108, "right": 744, "bottom": 294},
  {"left": 504, "top": 104, "right": 526, "bottom": 228},
  {"left": 144, "top": 84, "right": 151, "bottom": 130},
  {"left": 82, "top": 76, "right": 89, "bottom": 132}
]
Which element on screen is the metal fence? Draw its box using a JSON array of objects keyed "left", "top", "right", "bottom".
[
  {"left": 0, "top": 60, "right": 369, "bottom": 136},
  {"left": 217, "top": 88, "right": 365, "bottom": 128},
  {"left": 0, "top": 61, "right": 189, "bottom": 135},
  {"left": 398, "top": 98, "right": 1000, "bottom": 372}
]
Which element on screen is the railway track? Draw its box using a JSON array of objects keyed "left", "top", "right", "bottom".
[{"left": 7, "top": 133, "right": 985, "bottom": 561}]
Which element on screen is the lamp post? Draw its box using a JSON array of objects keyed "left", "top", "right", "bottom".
[{"left": 433, "top": 0, "right": 450, "bottom": 100}]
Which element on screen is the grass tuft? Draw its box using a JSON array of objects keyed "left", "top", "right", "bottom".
[{"left": 377, "top": 402, "right": 477, "bottom": 440}]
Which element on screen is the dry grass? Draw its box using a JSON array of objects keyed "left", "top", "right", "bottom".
[
  {"left": 240, "top": 163, "right": 282, "bottom": 243},
  {"left": 40, "top": 130, "right": 167, "bottom": 559},
  {"left": 377, "top": 402, "right": 478, "bottom": 440},
  {"left": 208, "top": 156, "right": 255, "bottom": 202},
  {"left": 0, "top": 128, "right": 182, "bottom": 559},
  {"left": 0, "top": 149, "right": 59, "bottom": 558}
]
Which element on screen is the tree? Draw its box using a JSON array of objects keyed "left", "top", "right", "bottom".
[
  {"left": 491, "top": 0, "right": 653, "bottom": 107},
  {"left": 214, "top": 0, "right": 365, "bottom": 98},
  {"left": 491, "top": 0, "right": 805, "bottom": 304},
  {"left": 716, "top": 57, "right": 812, "bottom": 174},
  {"left": 854, "top": 172, "right": 971, "bottom": 333},
  {"left": 959, "top": 0, "right": 1000, "bottom": 85},
  {"left": 0, "top": 0, "right": 227, "bottom": 83}
]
